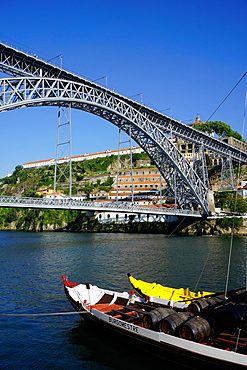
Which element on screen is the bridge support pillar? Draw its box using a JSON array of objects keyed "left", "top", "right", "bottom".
[
  {"left": 54, "top": 105, "right": 72, "bottom": 197},
  {"left": 207, "top": 190, "right": 216, "bottom": 215}
]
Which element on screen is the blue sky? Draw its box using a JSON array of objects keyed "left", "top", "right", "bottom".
[{"left": 0, "top": 0, "right": 246, "bottom": 177}]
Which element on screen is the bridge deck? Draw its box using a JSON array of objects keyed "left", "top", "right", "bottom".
[{"left": 0, "top": 196, "right": 203, "bottom": 218}]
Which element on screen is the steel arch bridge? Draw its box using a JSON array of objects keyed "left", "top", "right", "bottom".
[
  {"left": 0, "top": 41, "right": 246, "bottom": 216},
  {"left": 0, "top": 76, "right": 210, "bottom": 214}
]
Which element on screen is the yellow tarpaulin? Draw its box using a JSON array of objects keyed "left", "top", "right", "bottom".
[{"left": 128, "top": 274, "right": 213, "bottom": 303}]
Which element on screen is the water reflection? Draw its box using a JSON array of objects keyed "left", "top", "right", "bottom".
[{"left": 67, "top": 320, "right": 191, "bottom": 370}]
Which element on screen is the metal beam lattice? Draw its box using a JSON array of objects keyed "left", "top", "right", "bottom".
[
  {"left": 54, "top": 105, "right": 72, "bottom": 197},
  {"left": 193, "top": 145, "right": 210, "bottom": 190},
  {"left": 0, "top": 195, "right": 203, "bottom": 217},
  {"left": 0, "top": 76, "right": 210, "bottom": 213},
  {"left": 116, "top": 128, "right": 134, "bottom": 203},
  {"left": 219, "top": 158, "right": 236, "bottom": 191},
  {"left": 0, "top": 41, "right": 246, "bottom": 163}
]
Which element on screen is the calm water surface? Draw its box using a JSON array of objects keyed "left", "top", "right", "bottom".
[{"left": 0, "top": 231, "right": 246, "bottom": 369}]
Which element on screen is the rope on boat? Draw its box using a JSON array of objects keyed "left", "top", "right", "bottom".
[
  {"left": 235, "top": 317, "right": 243, "bottom": 352},
  {"left": 193, "top": 253, "right": 210, "bottom": 292},
  {"left": 0, "top": 311, "right": 87, "bottom": 316}
]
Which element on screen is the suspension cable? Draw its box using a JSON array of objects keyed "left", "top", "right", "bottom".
[{"left": 206, "top": 72, "right": 247, "bottom": 122}]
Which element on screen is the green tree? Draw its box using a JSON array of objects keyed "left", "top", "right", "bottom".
[
  {"left": 210, "top": 121, "right": 232, "bottom": 137},
  {"left": 6, "top": 209, "right": 18, "bottom": 223},
  {"left": 219, "top": 217, "right": 243, "bottom": 230},
  {"left": 83, "top": 182, "right": 95, "bottom": 197},
  {"left": 194, "top": 121, "right": 244, "bottom": 142},
  {"left": 230, "top": 196, "right": 247, "bottom": 213},
  {"left": 193, "top": 122, "right": 213, "bottom": 134},
  {"left": 215, "top": 191, "right": 247, "bottom": 213},
  {"left": 231, "top": 130, "right": 243, "bottom": 141},
  {"left": 14, "top": 165, "right": 23, "bottom": 174},
  {"left": 23, "top": 190, "right": 41, "bottom": 198}
]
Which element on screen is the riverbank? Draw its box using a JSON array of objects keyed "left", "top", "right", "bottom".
[
  {"left": 179, "top": 216, "right": 247, "bottom": 236},
  {"left": 71, "top": 216, "right": 247, "bottom": 235},
  {"left": 1, "top": 207, "right": 247, "bottom": 235}
]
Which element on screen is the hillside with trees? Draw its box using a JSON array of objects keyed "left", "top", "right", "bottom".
[
  {"left": 0, "top": 123, "right": 247, "bottom": 232},
  {"left": 0, "top": 152, "right": 150, "bottom": 197}
]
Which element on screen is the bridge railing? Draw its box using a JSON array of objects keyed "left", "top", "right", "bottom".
[
  {"left": 0, "top": 40, "right": 139, "bottom": 101},
  {"left": 0, "top": 195, "right": 202, "bottom": 217}
]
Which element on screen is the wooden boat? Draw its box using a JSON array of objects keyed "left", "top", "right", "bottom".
[
  {"left": 62, "top": 275, "right": 247, "bottom": 369},
  {"left": 127, "top": 273, "right": 213, "bottom": 303}
]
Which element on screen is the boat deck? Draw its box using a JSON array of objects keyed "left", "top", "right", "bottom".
[{"left": 89, "top": 301, "right": 247, "bottom": 354}]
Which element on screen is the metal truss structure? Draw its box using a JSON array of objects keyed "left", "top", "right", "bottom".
[
  {"left": 0, "top": 41, "right": 246, "bottom": 163},
  {"left": 116, "top": 128, "right": 135, "bottom": 203},
  {"left": 0, "top": 195, "right": 202, "bottom": 218},
  {"left": 0, "top": 41, "right": 246, "bottom": 215},
  {"left": 0, "top": 76, "right": 211, "bottom": 214},
  {"left": 54, "top": 105, "right": 72, "bottom": 197},
  {"left": 192, "top": 145, "right": 210, "bottom": 190},
  {"left": 219, "top": 158, "right": 236, "bottom": 191}
]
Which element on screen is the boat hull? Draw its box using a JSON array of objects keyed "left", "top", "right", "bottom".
[{"left": 63, "top": 283, "right": 247, "bottom": 369}]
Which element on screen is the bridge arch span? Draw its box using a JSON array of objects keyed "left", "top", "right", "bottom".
[{"left": 0, "top": 77, "right": 209, "bottom": 214}]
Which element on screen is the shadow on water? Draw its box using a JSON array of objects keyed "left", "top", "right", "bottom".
[{"left": 67, "top": 319, "right": 193, "bottom": 370}]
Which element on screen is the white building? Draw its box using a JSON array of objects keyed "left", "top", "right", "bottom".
[
  {"left": 23, "top": 147, "right": 144, "bottom": 169},
  {"left": 94, "top": 209, "right": 178, "bottom": 223}
]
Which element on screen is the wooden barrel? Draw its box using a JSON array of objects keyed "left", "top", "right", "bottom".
[
  {"left": 220, "top": 303, "right": 247, "bottom": 329},
  {"left": 204, "top": 295, "right": 225, "bottom": 307},
  {"left": 187, "top": 298, "right": 209, "bottom": 315},
  {"left": 159, "top": 312, "right": 193, "bottom": 335},
  {"left": 188, "top": 295, "right": 225, "bottom": 315},
  {"left": 179, "top": 316, "right": 216, "bottom": 343},
  {"left": 227, "top": 288, "right": 246, "bottom": 300},
  {"left": 142, "top": 307, "right": 176, "bottom": 330}
]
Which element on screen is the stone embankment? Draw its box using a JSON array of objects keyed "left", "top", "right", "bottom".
[
  {"left": 1, "top": 206, "right": 247, "bottom": 235},
  {"left": 179, "top": 217, "right": 247, "bottom": 236}
]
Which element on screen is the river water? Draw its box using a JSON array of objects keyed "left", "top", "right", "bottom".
[{"left": 0, "top": 231, "right": 246, "bottom": 369}]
